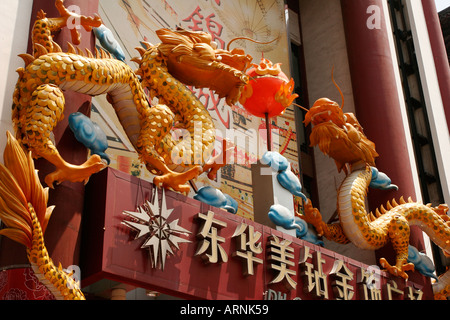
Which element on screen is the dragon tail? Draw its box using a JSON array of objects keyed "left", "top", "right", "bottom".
[
  {"left": 405, "top": 203, "right": 450, "bottom": 256},
  {"left": 0, "top": 131, "right": 85, "bottom": 300},
  {"left": 403, "top": 202, "right": 450, "bottom": 299}
]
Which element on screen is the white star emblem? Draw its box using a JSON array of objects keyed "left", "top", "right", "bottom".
[{"left": 122, "top": 188, "right": 191, "bottom": 270}]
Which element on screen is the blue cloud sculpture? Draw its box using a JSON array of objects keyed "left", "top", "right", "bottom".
[
  {"left": 268, "top": 204, "right": 324, "bottom": 246},
  {"left": 277, "top": 170, "right": 308, "bottom": 202},
  {"left": 261, "top": 151, "right": 307, "bottom": 202},
  {"left": 407, "top": 245, "right": 438, "bottom": 280},
  {"left": 93, "top": 24, "right": 126, "bottom": 62},
  {"left": 369, "top": 167, "right": 398, "bottom": 191},
  {"left": 295, "top": 217, "right": 324, "bottom": 246},
  {"left": 260, "top": 151, "right": 289, "bottom": 172},
  {"left": 268, "top": 204, "right": 299, "bottom": 230},
  {"left": 68, "top": 112, "right": 110, "bottom": 164},
  {"left": 194, "top": 186, "right": 238, "bottom": 214}
]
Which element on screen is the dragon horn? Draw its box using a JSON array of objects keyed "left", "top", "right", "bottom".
[
  {"left": 140, "top": 41, "right": 153, "bottom": 49},
  {"left": 331, "top": 66, "right": 345, "bottom": 110},
  {"left": 135, "top": 47, "right": 146, "bottom": 57}
]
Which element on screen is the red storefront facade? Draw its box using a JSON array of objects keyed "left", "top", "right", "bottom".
[
  {"left": 0, "top": 0, "right": 449, "bottom": 301},
  {"left": 78, "top": 168, "right": 433, "bottom": 300}
]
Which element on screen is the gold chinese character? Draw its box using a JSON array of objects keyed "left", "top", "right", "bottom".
[
  {"left": 268, "top": 235, "right": 297, "bottom": 290},
  {"left": 330, "top": 260, "right": 354, "bottom": 300},
  {"left": 195, "top": 211, "right": 228, "bottom": 264},
  {"left": 357, "top": 267, "right": 382, "bottom": 300},
  {"left": 232, "top": 223, "right": 263, "bottom": 276},
  {"left": 299, "top": 247, "right": 329, "bottom": 299},
  {"left": 405, "top": 286, "right": 423, "bottom": 300},
  {"left": 384, "top": 280, "right": 404, "bottom": 300}
]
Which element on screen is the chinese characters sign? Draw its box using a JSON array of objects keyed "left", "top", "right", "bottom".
[
  {"left": 191, "top": 210, "right": 424, "bottom": 300},
  {"left": 86, "top": 170, "right": 431, "bottom": 301}
]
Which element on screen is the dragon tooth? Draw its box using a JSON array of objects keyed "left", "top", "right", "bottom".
[
  {"left": 33, "top": 43, "right": 48, "bottom": 58},
  {"left": 140, "top": 41, "right": 152, "bottom": 49},
  {"left": 131, "top": 57, "right": 142, "bottom": 64},
  {"left": 76, "top": 47, "right": 83, "bottom": 56},
  {"left": 15, "top": 67, "right": 24, "bottom": 78},
  {"left": 85, "top": 48, "right": 94, "bottom": 58}
]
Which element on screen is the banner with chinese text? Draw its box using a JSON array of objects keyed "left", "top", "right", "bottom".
[{"left": 81, "top": 168, "right": 433, "bottom": 300}]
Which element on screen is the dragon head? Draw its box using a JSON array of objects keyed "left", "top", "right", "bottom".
[
  {"left": 304, "top": 98, "right": 378, "bottom": 173},
  {"left": 303, "top": 98, "right": 346, "bottom": 128},
  {"left": 152, "top": 27, "right": 253, "bottom": 105}
]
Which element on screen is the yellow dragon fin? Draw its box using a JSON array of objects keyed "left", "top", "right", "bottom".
[
  {"left": 2, "top": 131, "right": 50, "bottom": 232},
  {"left": 0, "top": 131, "right": 84, "bottom": 300}
]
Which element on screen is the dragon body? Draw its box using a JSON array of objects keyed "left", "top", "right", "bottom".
[
  {"left": 0, "top": 132, "right": 84, "bottom": 299},
  {"left": 301, "top": 98, "right": 450, "bottom": 299},
  {"left": 133, "top": 42, "right": 217, "bottom": 183},
  {"left": 133, "top": 27, "right": 251, "bottom": 190},
  {"left": 13, "top": 47, "right": 147, "bottom": 185},
  {"left": 13, "top": 0, "right": 250, "bottom": 193}
]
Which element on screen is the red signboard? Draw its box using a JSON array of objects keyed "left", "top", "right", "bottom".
[{"left": 81, "top": 168, "right": 433, "bottom": 300}]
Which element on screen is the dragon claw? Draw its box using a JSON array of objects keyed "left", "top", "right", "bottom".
[
  {"left": 44, "top": 155, "right": 106, "bottom": 188},
  {"left": 202, "top": 139, "right": 235, "bottom": 180},
  {"left": 380, "top": 258, "right": 415, "bottom": 280},
  {"left": 153, "top": 166, "right": 202, "bottom": 194},
  {"left": 302, "top": 199, "right": 325, "bottom": 236},
  {"left": 55, "top": 0, "right": 102, "bottom": 45}
]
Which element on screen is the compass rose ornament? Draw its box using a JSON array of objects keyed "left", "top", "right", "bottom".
[{"left": 122, "top": 188, "right": 191, "bottom": 270}]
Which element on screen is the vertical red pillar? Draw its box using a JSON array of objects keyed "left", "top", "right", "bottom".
[
  {"left": 340, "top": 0, "right": 431, "bottom": 292},
  {"left": 340, "top": 0, "right": 418, "bottom": 220},
  {"left": 0, "top": 0, "right": 99, "bottom": 276},
  {"left": 421, "top": 0, "right": 450, "bottom": 133}
]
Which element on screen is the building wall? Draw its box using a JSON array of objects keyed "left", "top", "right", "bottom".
[
  {"left": 0, "top": 0, "right": 446, "bottom": 300},
  {"left": 298, "top": 0, "right": 376, "bottom": 265},
  {"left": 297, "top": 0, "right": 448, "bottom": 267},
  {"left": 406, "top": 0, "right": 450, "bottom": 269},
  {"left": 407, "top": 0, "right": 450, "bottom": 206},
  {"left": 0, "top": 0, "right": 33, "bottom": 163}
]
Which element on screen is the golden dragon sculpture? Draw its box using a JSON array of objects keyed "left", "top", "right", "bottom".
[
  {"left": 299, "top": 97, "right": 450, "bottom": 299},
  {"left": 3, "top": 0, "right": 251, "bottom": 300},
  {"left": 12, "top": 0, "right": 250, "bottom": 194},
  {"left": 0, "top": 131, "right": 85, "bottom": 299}
]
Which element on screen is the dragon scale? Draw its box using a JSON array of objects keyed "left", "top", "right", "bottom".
[
  {"left": 13, "top": 51, "right": 147, "bottom": 150},
  {"left": 136, "top": 46, "right": 216, "bottom": 173},
  {"left": 27, "top": 203, "right": 84, "bottom": 300},
  {"left": 338, "top": 166, "right": 450, "bottom": 255},
  {"left": 0, "top": 132, "right": 85, "bottom": 299}
]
